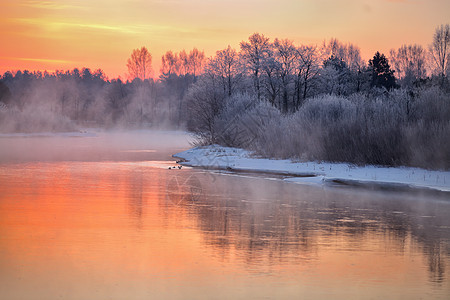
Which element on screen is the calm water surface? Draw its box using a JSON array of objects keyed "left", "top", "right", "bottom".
[{"left": 0, "top": 131, "right": 449, "bottom": 299}]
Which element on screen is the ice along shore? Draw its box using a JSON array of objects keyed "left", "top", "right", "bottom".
[{"left": 174, "top": 145, "right": 450, "bottom": 194}]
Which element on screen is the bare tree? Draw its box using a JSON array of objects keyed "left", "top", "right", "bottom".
[
  {"left": 323, "top": 38, "right": 363, "bottom": 72},
  {"left": 260, "top": 43, "right": 280, "bottom": 107},
  {"left": 185, "top": 76, "right": 225, "bottom": 144},
  {"left": 127, "top": 46, "right": 152, "bottom": 81},
  {"left": 179, "top": 49, "right": 190, "bottom": 76},
  {"left": 188, "top": 48, "right": 205, "bottom": 80},
  {"left": 274, "top": 38, "right": 297, "bottom": 113},
  {"left": 389, "top": 44, "right": 427, "bottom": 86},
  {"left": 161, "top": 50, "right": 180, "bottom": 76},
  {"left": 324, "top": 38, "right": 346, "bottom": 60},
  {"left": 346, "top": 43, "right": 364, "bottom": 72},
  {"left": 295, "top": 45, "right": 321, "bottom": 109},
  {"left": 429, "top": 24, "right": 450, "bottom": 77},
  {"left": 208, "top": 46, "right": 241, "bottom": 96},
  {"left": 240, "top": 33, "right": 270, "bottom": 101}
]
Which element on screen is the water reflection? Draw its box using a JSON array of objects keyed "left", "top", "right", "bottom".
[
  {"left": 0, "top": 160, "right": 449, "bottom": 299},
  {"left": 168, "top": 171, "right": 450, "bottom": 287},
  {"left": 127, "top": 168, "right": 144, "bottom": 228}
]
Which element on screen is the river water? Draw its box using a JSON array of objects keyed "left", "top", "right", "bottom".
[{"left": 0, "top": 130, "right": 449, "bottom": 299}]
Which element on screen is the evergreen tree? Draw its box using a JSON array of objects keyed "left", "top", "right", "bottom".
[{"left": 368, "top": 51, "right": 397, "bottom": 90}]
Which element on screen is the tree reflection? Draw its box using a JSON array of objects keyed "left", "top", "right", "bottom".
[
  {"left": 167, "top": 171, "right": 450, "bottom": 282},
  {"left": 127, "top": 167, "right": 144, "bottom": 228}
]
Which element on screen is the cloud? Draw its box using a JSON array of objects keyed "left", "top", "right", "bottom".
[
  {"left": 19, "top": 0, "right": 85, "bottom": 10},
  {"left": 12, "top": 17, "right": 197, "bottom": 39},
  {"left": 0, "top": 56, "right": 77, "bottom": 65},
  {"left": 13, "top": 18, "right": 144, "bottom": 35}
]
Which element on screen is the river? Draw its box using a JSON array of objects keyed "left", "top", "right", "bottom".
[{"left": 0, "top": 130, "right": 449, "bottom": 299}]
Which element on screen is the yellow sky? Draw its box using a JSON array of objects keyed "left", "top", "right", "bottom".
[{"left": 0, "top": 0, "right": 449, "bottom": 79}]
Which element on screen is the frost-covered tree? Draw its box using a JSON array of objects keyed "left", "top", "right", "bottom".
[
  {"left": 429, "top": 24, "right": 450, "bottom": 78},
  {"left": 294, "top": 45, "right": 321, "bottom": 108},
  {"left": 185, "top": 75, "right": 226, "bottom": 144},
  {"left": 273, "top": 38, "right": 297, "bottom": 113},
  {"left": 320, "top": 55, "right": 352, "bottom": 96},
  {"left": 207, "top": 46, "right": 242, "bottom": 97},
  {"left": 345, "top": 43, "right": 364, "bottom": 73},
  {"left": 323, "top": 38, "right": 364, "bottom": 72},
  {"left": 261, "top": 44, "right": 281, "bottom": 106},
  {"left": 240, "top": 33, "right": 271, "bottom": 101},
  {"left": 390, "top": 44, "right": 427, "bottom": 87}
]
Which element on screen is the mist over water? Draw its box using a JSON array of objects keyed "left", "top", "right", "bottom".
[
  {"left": 0, "top": 130, "right": 191, "bottom": 163},
  {"left": 0, "top": 130, "right": 449, "bottom": 299}
]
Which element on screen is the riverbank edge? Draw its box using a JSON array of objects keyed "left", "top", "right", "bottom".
[{"left": 173, "top": 145, "right": 450, "bottom": 194}]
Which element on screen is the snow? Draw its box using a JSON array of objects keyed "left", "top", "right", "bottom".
[{"left": 174, "top": 145, "right": 450, "bottom": 193}]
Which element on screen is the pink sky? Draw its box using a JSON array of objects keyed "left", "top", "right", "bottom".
[{"left": 1, "top": 0, "right": 449, "bottom": 79}]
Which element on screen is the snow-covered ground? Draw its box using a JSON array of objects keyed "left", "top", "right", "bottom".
[{"left": 174, "top": 145, "right": 450, "bottom": 193}]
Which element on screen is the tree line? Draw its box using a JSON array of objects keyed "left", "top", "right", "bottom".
[
  {"left": 181, "top": 25, "right": 449, "bottom": 169},
  {"left": 0, "top": 68, "right": 179, "bottom": 132},
  {"left": 0, "top": 24, "right": 449, "bottom": 168}
]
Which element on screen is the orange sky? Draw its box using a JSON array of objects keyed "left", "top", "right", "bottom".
[{"left": 0, "top": 0, "right": 449, "bottom": 79}]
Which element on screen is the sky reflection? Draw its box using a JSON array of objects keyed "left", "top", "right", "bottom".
[{"left": 0, "top": 158, "right": 449, "bottom": 299}]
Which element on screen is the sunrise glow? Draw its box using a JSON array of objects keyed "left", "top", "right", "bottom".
[{"left": 1, "top": 0, "right": 449, "bottom": 78}]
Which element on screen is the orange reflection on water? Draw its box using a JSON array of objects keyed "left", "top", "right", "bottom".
[{"left": 0, "top": 161, "right": 449, "bottom": 299}]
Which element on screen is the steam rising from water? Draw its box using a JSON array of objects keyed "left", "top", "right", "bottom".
[{"left": 0, "top": 130, "right": 192, "bottom": 163}]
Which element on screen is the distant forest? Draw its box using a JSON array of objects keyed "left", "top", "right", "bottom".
[{"left": 1, "top": 25, "right": 449, "bottom": 169}]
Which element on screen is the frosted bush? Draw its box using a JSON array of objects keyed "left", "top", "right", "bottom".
[{"left": 187, "top": 78, "right": 449, "bottom": 169}]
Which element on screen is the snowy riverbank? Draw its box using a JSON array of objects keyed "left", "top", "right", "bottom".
[{"left": 174, "top": 145, "right": 450, "bottom": 193}]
